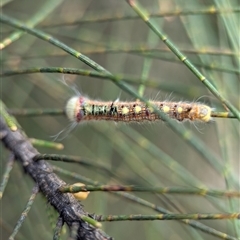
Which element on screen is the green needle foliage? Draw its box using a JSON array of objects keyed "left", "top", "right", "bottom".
[{"left": 1, "top": 1, "right": 239, "bottom": 240}]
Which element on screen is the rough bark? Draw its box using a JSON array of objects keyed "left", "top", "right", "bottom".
[{"left": 0, "top": 116, "right": 112, "bottom": 240}]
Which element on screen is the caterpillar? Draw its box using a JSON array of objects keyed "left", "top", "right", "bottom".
[{"left": 65, "top": 96, "right": 212, "bottom": 123}]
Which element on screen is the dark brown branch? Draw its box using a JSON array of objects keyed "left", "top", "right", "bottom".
[{"left": 0, "top": 116, "right": 112, "bottom": 240}]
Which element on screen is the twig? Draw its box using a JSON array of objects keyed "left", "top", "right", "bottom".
[{"left": 0, "top": 116, "right": 112, "bottom": 240}]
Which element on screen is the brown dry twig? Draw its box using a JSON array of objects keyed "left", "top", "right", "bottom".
[{"left": 0, "top": 116, "right": 112, "bottom": 240}]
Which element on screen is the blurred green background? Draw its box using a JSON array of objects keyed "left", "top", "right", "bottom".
[{"left": 1, "top": 0, "right": 239, "bottom": 239}]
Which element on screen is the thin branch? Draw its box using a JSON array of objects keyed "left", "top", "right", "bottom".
[
  {"left": 0, "top": 154, "right": 14, "bottom": 200},
  {"left": 95, "top": 213, "right": 240, "bottom": 221},
  {"left": 59, "top": 184, "right": 240, "bottom": 198},
  {"left": 9, "top": 185, "right": 39, "bottom": 240}
]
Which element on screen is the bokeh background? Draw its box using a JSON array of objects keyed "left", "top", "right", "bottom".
[{"left": 1, "top": 0, "right": 239, "bottom": 239}]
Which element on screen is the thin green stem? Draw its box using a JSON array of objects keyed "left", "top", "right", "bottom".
[
  {"left": 0, "top": 100, "right": 18, "bottom": 131},
  {"left": 8, "top": 108, "right": 64, "bottom": 117},
  {"left": 33, "top": 154, "right": 116, "bottom": 179},
  {"left": 0, "top": 0, "right": 63, "bottom": 49},
  {"left": 0, "top": 154, "right": 14, "bottom": 200},
  {"left": 29, "top": 139, "right": 64, "bottom": 150},
  {"left": 59, "top": 184, "right": 240, "bottom": 198},
  {"left": 53, "top": 217, "right": 63, "bottom": 240},
  {"left": 41, "top": 6, "right": 240, "bottom": 27},
  {"left": 78, "top": 215, "right": 102, "bottom": 228},
  {"left": 126, "top": 0, "right": 240, "bottom": 120},
  {"left": 0, "top": 14, "right": 110, "bottom": 74},
  {"left": 96, "top": 213, "right": 240, "bottom": 221},
  {"left": 0, "top": 67, "right": 233, "bottom": 106},
  {"left": 9, "top": 185, "right": 39, "bottom": 240}
]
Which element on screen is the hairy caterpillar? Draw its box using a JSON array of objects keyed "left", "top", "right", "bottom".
[{"left": 65, "top": 96, "right": 212, "bottom": 124}]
